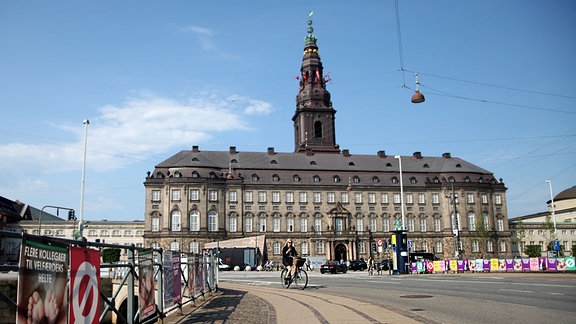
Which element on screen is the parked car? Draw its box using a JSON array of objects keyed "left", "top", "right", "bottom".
[
  {"left": 348, "top": 260, "right": 367, "bottom": 271},
  {"left": 320, "top": 261, "right": 348, "bottom": 274}
]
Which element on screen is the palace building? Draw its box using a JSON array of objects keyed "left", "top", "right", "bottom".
[{"left": 143, "top": 17, "right": 512, "bottom": 265}]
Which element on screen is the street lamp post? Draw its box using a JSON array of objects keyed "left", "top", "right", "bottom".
[
  {"left": 79, "top": 119, "right": 89, "bottom": 238},
  {"left": 545, "top": 179, "right": 557, "bottom": 239},
  {"left": 446, "top": 180, "right": 460, "bottom": 259},
  {"left": 394, "top": 155, "right": 406, "bottom": 230}
]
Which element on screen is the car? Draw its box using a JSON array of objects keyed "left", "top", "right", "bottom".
[
  {"left": 377, "top": 260, "right": 392, "bottom": 272},
  {"left": 348, "top": 260, "right": 367, "bottom": 271},
  {"left": 320, "top": 261, "right": 348, "bottom": 274}
]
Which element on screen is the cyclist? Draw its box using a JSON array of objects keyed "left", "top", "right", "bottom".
[{"left": 282, "top": 239, "right": 298, "bottom": 284}]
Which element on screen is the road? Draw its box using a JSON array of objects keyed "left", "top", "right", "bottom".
[{"left": 218, "top": 270, "right": 576, "bottom": 323}]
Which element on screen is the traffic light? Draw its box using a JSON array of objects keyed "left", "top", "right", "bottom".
[
  {"left": 68, "top": 209, "right": 76, "bottom": 221},
  {"left": 371, "top": 242, "right": 377, "bottom": 253}
]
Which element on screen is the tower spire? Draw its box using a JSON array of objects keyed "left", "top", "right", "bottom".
[{"left": 292, "top": 12, "right": 340, "bottom": 154}]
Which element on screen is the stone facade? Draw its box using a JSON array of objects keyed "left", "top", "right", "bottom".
[{"left": 143, "top": 17, "right": 512, "bottom": 265}]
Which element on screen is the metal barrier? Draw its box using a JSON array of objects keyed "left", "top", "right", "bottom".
[{"left": 0, "top": 230, "right": 217, "bottom": 324}]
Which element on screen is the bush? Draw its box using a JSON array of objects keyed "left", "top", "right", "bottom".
[
  {"left": 102, "top": 248, "right": 121, "bottom": 263},
  {"left": 524, "top": 245, "right": 541, "bottom": 258}
]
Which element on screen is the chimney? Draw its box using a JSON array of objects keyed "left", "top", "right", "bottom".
[
  {"left": 377, "top": 150, "right": 386, "bottom": 158},
  {"left": 192, "top": 145, "right": 199, "bottom": 152},
  {"left": 342, "top": 149, "right": 350, "bottom": 157},
  {"left": 229, "top": 146, "right": 237, "bottom": 154},
  {"left": 267, "top": 147, "right": 275, "bottom": 155},
  {"left": 442, "top": 152, "right": 451, "bottom": 159},
  {"left": 413, "top": 152, "right": 422, "bottom": 159}
]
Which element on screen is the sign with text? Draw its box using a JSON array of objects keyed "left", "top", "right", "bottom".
[
  {"left": 16, "top": 235, "right": 69, "bottom": 324},
  {"left": 163, "top": 251, "right": 181, "bottom": 308}
]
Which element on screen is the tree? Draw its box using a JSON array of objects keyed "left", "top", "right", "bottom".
[
  {"left": 470, "top": 212, "right": 491, "bottom": 257},
  {"left": 102, "top": 248, "right": 121, "bottom": 263},
  {"left": 524, "top": 245, "right": 541, "bottom": 258},
  {"left": 511, "top": 220, "right": 527, "bottom": 257}
]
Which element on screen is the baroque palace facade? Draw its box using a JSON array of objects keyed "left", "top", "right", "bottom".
[{"left": 143, "top": 18, "right": 511, "bottom": 265}]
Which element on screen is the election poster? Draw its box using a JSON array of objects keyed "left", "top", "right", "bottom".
[
  {"left": 163, "top": 251, "right": 181, "bottom": 308},
  {"left": 16, "top": 235, "right": 69, "bottom": 324},
  {"left": 69, "top": 246, "right": 101, "bottom": 324},
  {"left": 138, "top": 249, "right": 156, "bottom": 320}
]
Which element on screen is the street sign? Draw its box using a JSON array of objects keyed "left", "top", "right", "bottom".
[
  {"left": 377, "top": 239, "right": 383, "bottom": 247},
  {"left": 553, "top": 240, "right": 560, "bottom": 251}
]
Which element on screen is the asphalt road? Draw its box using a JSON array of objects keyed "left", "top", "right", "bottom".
[{"left": 219, "top": 270, "right": 576, "bottom": 323}]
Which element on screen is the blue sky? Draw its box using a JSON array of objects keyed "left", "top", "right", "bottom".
[{"left": 0, "top": 1, "right": 574, "bottom": 222}]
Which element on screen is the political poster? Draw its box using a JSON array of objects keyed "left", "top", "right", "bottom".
[
  {"left": 564, "top": 256, "right": 575, "bottom": 270},
  {"left": 69, "top": 246, "right": 101, "bottom": 324},
  {"left": 547, "top": 258, "right": 557, "bottom": 271},
  {"left": 505, "top": 259, "right": 514, "bottom": 271},
  {"left": 16, "top": 235, "right": 69, "bottom": 324},
  {"left": 163, "top": 251, "right": 181, "bottom": 308},
  {"left": 187, "top": 254, "right": 195, "bottom": 296},
  {"left": 529, "top": 257, "right": 540, "bottom": 271},
  {"left": 138, "top": 249, "right": 156, "bottom": 320}
]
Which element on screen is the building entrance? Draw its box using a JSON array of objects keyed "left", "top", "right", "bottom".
[{"left": 334, "top": 243, "right": 347, "bottom": 262}]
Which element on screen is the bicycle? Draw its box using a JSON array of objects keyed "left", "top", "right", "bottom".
[
  {"left": 281, "top": 257, "right": 308, "bottom": 290},
  {"left": 367, "top": 265, "right": 375, "bottom": 276}
]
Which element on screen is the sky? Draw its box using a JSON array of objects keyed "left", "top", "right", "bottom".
[{"left": 0, "top": 1, "right": 574, "bottom": 222}]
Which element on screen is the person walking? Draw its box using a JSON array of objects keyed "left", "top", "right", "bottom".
[{"left": 367, "top": 256, "right": 375, "bottom": 276}]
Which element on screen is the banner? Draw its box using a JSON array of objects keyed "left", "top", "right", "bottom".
[
  {"left": 505, "top": 259, "right": 514, "bottom": 271},
  {"left": 187, "top": 254, "right": 195, "bottom": 296},
  {"left": 69, "top": 246, "right": 100, "bottom": 324},
  {"left": 163, "top": 251, "right": 181, "bottom": 308},
  {"left": 565, "top": 256, "right": 575, "bottom": 270},
  {"left": 16, "top": 235, "right": 69, "bottom": 324},
  {"left": 138, "top": 249, "right": 156, "bottom": 320}
]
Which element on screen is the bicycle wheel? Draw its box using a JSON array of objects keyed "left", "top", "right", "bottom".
[
  {"left": 280, "top": 269, "right": 289, "bottom": 288},
  {"left": 293, "top": 269, "right": 308, "bottom": 290}
]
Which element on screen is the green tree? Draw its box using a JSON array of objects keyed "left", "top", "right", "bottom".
[
  {"left": 524, "top": 245, "right": 541, "bottom": 258},
  {"left": 511, "top": 220, "right": 527, "bottom": 257},
  {"left": 102, "top": 248, "right": 121, "bottom": 263}
]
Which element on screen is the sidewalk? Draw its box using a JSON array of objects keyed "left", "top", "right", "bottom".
[{"left": 163, "top": 282, "right": 423, "bottom": 324}]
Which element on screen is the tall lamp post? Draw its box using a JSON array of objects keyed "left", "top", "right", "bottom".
[
  {"left": 394, "top": 155, "right": 406, "bottom": 230},
  {"left": 545, "top": 179, "right": 557, "bottom": 239},
  {"left": 79, "top": 119, "right": 89, "bottom": 239}
]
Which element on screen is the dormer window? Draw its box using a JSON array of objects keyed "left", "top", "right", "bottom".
[
  {"left": 272, "top": 174, "right": 280, "bottom": 182},
  {"left": 293, "top": 175, "right": 301, "bottom": 182},
  {"left": 353, "top": 176, "right": 360, "bottom": 183},
  {"left": 464, "top": 176, "right": 471, "bottom": 183},
  {"left": 192, "top": 171, "right": 200, "bottom": 178},
  {"left": 209, "top": 172, "right": 217, "bottom": 179},
  {"left": 423, "top": 164, "right": 429, "bottom": 168},
  {"left": 433, "top": 177, "right": 440, "bottom": 183},
  {"left": 333, "top": 176, "right": 341, "bottom": 183},
  {"left": 271, "top": 160, "right": 278, "bottom": 164},
  {"left": 392, "top": 177, "right": 398, "bottom": 184},
  {"left": 192, "top": 157, "right": 199, "bottom": 161},
  {"left": 310, "top": 161, "right": 317, "bottom": 165},
  {"left": 231, "top": 159, "right": 238, "bottom": 164},
  {"left": 410, "top": 177, "right": 417, "bottom": 184},
  {"left": 174, "top": 171, "right": 182, "bottom": 178},
  {"left": 372, "top": 176, "right": 380, "bottom": 184},
  {"left": 252, "top": 174, "right": 260, "bottom": 182},
  {"left": 349, "top": 162, "right": 355, "bottom": 166},
  {"left": 313, "top": 175, "right": 321, "bottom": 182},
  {"left": 456, "top": 164, "right": 462, "bottom": 168}
]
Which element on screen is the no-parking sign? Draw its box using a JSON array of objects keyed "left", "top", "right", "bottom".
[{"left": 69, "top": 246, "right": 100, "bottom": 324}]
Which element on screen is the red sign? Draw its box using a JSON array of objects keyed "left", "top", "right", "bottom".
[
  {"left": 69, "top": 246, "right": 100, "bottom": 324},
  {"left": 377, "top": 239, "right": 383, "bottom": 247}
]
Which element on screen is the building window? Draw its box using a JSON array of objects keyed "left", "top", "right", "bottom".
[
  {"left": 151, "top": 218, "right": 160, "bottom": 232},
  {"left": 208, "top": 211, "right": 218, "bottom": 231},
  {"left": 471, "top": 241, "right": 479, "bottom": 252},
  {"left": 466, "top": 193, "right": 474, "bottom": 204},
  {"left": 499, "top": 241, "right": 506, "bottom": 252},
  {"left": 382, "top": 218, "right": 389, "bottom": 232},
  {"left": 497, "top": 218, "right": 504, "bottom": 231},
  {"left": 381, "top": 193, "right": 389, "bottom": 204},
  {"left": 286, "top": 192, "right": 294, "bottom": 203},
  {"left": 435, "top": 241, "right": 443, "bottom": 253},
  {"left": 372, "top": 176, "right": 380, "bottom": 183},
  {"left": 171, "top": 189, "right": 181, "bottom": 201},
  {"left": 358, "top": 241, "right": 366, "bottom": 254},
  {"left": 393, "top": 194, "right": 401, "bottom": 204},
  {"left": 293, "top": 175, "right": 301, "bottom": 182},
  {"left": 495, "top": 195, "right": 502, "bottom": 205},
  {"left": 315, "top": 218, "right": 322, "bottom": 233},
  {"left": 89, "top": 230, "right": 96, "bottom": 236},
  {"left": 229, "top": 217, "right": 237, "bottom": 232},
  {"left": 418, "top": 193, "right": 425, "bottom": 204},
  {"left": 392, "top": 177, "right": 398, "bottom": 184},
  {"left": 245, "top": 218, "right": 253, "bottom": 232},
  {"left": 229, "top": 191, "right": 237, "bottom": 202},
  {"left": 370, "top": 218, "right": 377, "bottom": 232},
  {"left": 481, "top": 194, "right": 488, "bottom": 204},
  {"left": 410, "top": 177, "right": 417, "bottom": 184},
  {"left": 190, "top": 189, "right": 199, "bottom": 201},
  {"left": 152, "top": 190, "right": 161, "bottom": 202},
  {"left": 432, "top": 193, "right": 439, "bottom": 204},
  {"left": 273, "top": 174, "right": 280, "bottom": 182},
  {"left": 487, "top": 240, "right": 494, "bottom": 252},
  {"left": 300, "top": 218, "right": 308, "bottom": 232},
  {"left": 368, "top": 193, "right": 376, "bottom": 204},
  {"left": 272, "top": 192, "right": 280, "bottom": 203},
  {"left": 434, "top": 218, "right": 441, "bottom": 232},
  {"left": 335, "top": 218, "right": 343, "bottom": 232},
  {"left": 407, "top": 218, "right": 414, "bottom": 232},
  {"left": 170, "top": 241, "right": 179, "bottom": 251},
  {"left": 208, "top": 190, "right": 218, "bottom": 202},
  {"left": 406, "top": 194, "right": 413, "bottom": 204},
  {"left": 341, "top": 192, "right": 349, "bottom": 203},
  {"left": 356, "top": 218, "right": 364, "bottom": 232},
  {"left": 333, "top": 176, "right": 341, "bottom": 183},
  {"left": 258, "top": 191, "right": 267, "bottom": 203},
  {"left": 468, "top": 212, "right": 476, "bottom": 231},
  {"left": 419, "top": 218, "right": 427, "bottom": 232},
  {"left": 190, "top": 210, "right": 200, "bottom": 231},
  {"left": 354, "top": 193, "right": 362, "bottom": 203},
  {"left": 259, "top": 218, "right": 266, "bottom": 232},
  {"left": 327, "top": 192, "right": 335, "bottom": 203},
  {"left": 287, "top": 218, "right": 294, "bottom": 232},
  {"left": 299, "top": 192, "right": 307, "bottom": 203},
  {"left": 301, "top": 242, "right": 309, "bottom": 255},
  {"left": 316, "top": 241, "right": 325, "bottom": 254},
  {"left": 189, "top": 241, "right": 199, "bottom": 254},
  {"left": 353, "top": 176, "right": 360, "bottom": 183},
  {"left": 483, "top": 212, "right": 490, "bottom": 230},
  {"left": 252, "top": 174, "right": 259, "bottom": 182},
  {"left": 273, "top": 218, "right": 281, "bottom": 232},
  {"left": 421, "top": 241, "right": 428, "bottom": 252},
  {"left": 274, "top": 242, "right": 281, "bottom": 255},
  {"left": 243, "top": 191, "right": 253, "bottom": 203},
  {"left": 171, "top": 210, "right": 181, "bottom": 231},
  {"left": 313, "top": 192, "right": 321, "bottom": 203},
  {"left": 313, "top": 175, "right": 321, "bottom": 182}
]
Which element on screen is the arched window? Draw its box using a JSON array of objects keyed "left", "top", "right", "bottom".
[
  {"left": 272, "top": 174, "right": 280, "bottom": 182},
  {"left": 192, "top": 171, "right": 200, "bottom": 178},
  {"left": 189, "top": 210, "right": 200, "bottom": 231},
  {"left": 171, "top": 210, "right": 181, "bottom": 232},
  {"left": 314, "top": 121, "right": 322, "bottom": 138},
  {"left": 372, "top": 176, "right": 379, "bottom": 184},
  {"left": 313, "top": 175, "right": 321, "bottom": 182},
  {"left": 208, "top": 211, "right": 218, "bottom": 232}
]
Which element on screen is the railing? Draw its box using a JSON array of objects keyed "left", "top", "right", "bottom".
[{"left": 0, "top": 230, "right": 217, "bottom": 324}]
